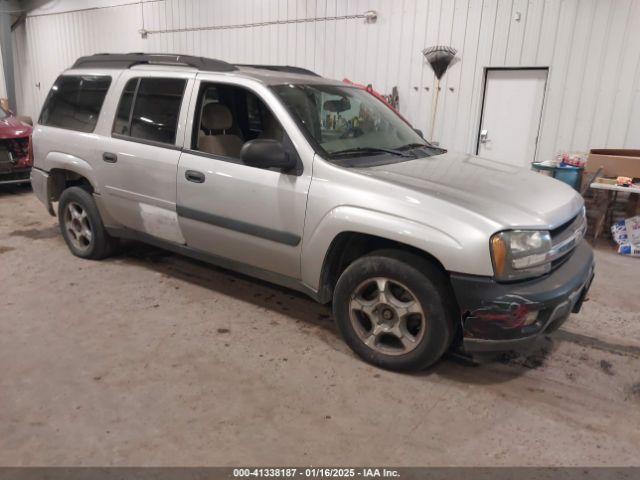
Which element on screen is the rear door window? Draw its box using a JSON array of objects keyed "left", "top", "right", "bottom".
[
  {"left": 39, "top": 75, "right": 112, "bottom": 132},
  {"left": 112, "top": 77, "right": 186, "bottom": 145}
]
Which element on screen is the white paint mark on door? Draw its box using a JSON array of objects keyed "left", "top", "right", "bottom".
[{"left": 139, "top": 204, "right": 186, "bottom": 245}]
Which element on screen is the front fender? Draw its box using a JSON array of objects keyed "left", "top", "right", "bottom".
[{"left": 301, "top": 205, "right": 464, "bottom": 292}]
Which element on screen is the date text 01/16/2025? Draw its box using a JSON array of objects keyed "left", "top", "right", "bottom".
[{"left": 233, "top": 468, "right": 400, "bottom": 478}]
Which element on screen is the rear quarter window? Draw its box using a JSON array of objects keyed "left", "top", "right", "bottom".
[{"left": 39, "top": 75, "right": 112, "bottom": 133}]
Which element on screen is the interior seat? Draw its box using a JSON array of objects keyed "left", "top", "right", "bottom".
[{"left": 198, "top": 103, "right": 244, "bottom": 158}]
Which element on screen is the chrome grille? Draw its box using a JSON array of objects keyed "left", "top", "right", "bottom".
[{"left": 548, "top": 212, "right": 587, "bottom": 264}]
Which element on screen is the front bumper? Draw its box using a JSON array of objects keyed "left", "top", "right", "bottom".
[
  {"left": 0, "top": 168, "right": 31, "bottom": 185},
  {"left": 450, "top": 240, "right": 595, "bottom": 354}
]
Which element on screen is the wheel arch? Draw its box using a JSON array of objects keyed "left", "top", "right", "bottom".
[
  {"left": 44, "top": 152, "right": 98, "bottom": 202},
  {"left": 314, "top": 231, "right": 452, "bottom": 304},
  {"left": 48, "top": 168, "right": 95, "bottom": 201},
  {"left": 302, "top": 206, "right": 463, "bottom": 302}
]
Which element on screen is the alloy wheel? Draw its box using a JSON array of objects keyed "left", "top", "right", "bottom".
[
  {"left": 63, "top": 201, "right": 93, "bottom": 252},
  {"left": 349, "top": 277, "right": 426, "bottom": 356}
]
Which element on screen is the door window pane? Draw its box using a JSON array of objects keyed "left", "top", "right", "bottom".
[
  {"left": 39, "top": 75, "right": 111, "bottom": 132},
  {"left": 193, "top": 83, "right": 286, "bottom": 161},
  {"left": 112, "top": 78, "right": 138, "bottom": 135},
  {"left": 129, "top": 78, "right": 186, "bottom": 144}
]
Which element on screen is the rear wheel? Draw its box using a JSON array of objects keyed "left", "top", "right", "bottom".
[
  {"left": 333, "top": 250, "right": 455, "bottom": 371},
  {"left": 58, "top": 186, "right": 117, "bottom": 259}
]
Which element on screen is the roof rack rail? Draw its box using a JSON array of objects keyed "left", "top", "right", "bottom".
[
  {"left": 237, "top": 64, "right": 320, "bottom": 77},
  {"left": 71, "top": 53, "right": 237, "bottom": 72}
]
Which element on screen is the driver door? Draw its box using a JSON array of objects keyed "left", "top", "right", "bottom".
[{"left": 176, "top": 79, "right": 312, "bottom": 279}]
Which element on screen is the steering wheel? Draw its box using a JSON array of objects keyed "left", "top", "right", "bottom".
[{"left": 339, "top": 126, "right": 365, "bottom": 139}]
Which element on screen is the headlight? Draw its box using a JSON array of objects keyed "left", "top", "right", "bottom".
[{"left": 490, "top": 230, "right": 552, "bottom": 281}]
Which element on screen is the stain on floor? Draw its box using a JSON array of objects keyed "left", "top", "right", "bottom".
[{"left": 10, "top": 226, "right": 59, "bottom": 240}]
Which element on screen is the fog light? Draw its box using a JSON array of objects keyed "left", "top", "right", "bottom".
[{"left": 523, "top": 310, "right": 539, "bottom": 326}]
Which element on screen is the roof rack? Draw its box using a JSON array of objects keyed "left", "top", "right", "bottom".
[
  {"left": 236, "top": 64, "right": 320, "bottom": 77},
  {"left": 71, "top": 53, "right": 238, "bottom": 72},
  {"left": 71, "top": 54, "right": 320, "bottom": 77}
]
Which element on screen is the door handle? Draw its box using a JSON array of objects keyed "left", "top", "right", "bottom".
[
  {"left": 103, "top": 152, "right": 118, "bottom": 163},
  {"left": 479, "top": 129, "right": 488, "bottom": 144},
  {"left": 185, "top": 170, "right": 205, "bottom": 183}
]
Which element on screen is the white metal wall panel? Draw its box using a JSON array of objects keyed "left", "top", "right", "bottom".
[
  {"left": 0, "top": 36, "right": 6, "bottom": 99},
  {"left": 607, "top": 0, "right": 640, "bottom": 147},
  {"left": 535, "top": 0, "right": 579, "bottom": 162},
  {"left": 452, "top": 0, "right": 482, "bottom": 150},
  {"left": 13, "top": 0, "right": 640, "bottom": 157},
  {"left": 588, "top": 0, "right": 634, "bottom": 150},
  {"left": 466, "top": 0, "right": 497, "bottom": 150},
  {"left": 519, "top": 0, "right": 544, "bottom": 66}
]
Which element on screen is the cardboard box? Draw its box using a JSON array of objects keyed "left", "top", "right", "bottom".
[{"left": 586, "top": 149, "right": 640, "bottom": 177}]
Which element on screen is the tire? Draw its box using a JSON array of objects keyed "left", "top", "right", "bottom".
[
  {"left": 58, "top": 186, "right": 118, "bottom": 259},
  {"left": 333, "top": 249, "right": 456, "bottom": 371}
]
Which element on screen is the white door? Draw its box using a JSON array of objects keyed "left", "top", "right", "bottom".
[{"left": 477, "top": 68, "right": 547, "bottom": 166}]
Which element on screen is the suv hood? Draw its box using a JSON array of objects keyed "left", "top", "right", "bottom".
[{"left": 355, "top": 150, "right": 583, "bottom": 229}]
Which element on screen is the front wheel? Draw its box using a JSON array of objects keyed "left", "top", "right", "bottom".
[{"left": 333, "top": 250, "right": 455, "bottom": 371}]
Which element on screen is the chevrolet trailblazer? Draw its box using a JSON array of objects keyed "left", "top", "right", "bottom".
[{"left": 31, "top": 54, "right": 594, "bottom": 370}]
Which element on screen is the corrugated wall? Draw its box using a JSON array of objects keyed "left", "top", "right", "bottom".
[{"left": 12, "top": 0, "right": 640, "bottom": 159}]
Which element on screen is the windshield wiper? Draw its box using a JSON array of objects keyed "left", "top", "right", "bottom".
[
  {"left": 396, "top": 142, "right": 430, "bottom": 150},
  {"left": 396, "top": 142, "right": 447, "bottom": 154},
  {"left": 331, "top": 147, "right": 412, "bottom": 158}
]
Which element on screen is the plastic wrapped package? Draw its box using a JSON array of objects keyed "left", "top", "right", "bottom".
[{"left": 611, "top": 216, "right": 640, "bottom": 257}]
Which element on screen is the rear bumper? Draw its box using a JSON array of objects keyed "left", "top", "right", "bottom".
[
  {"left": 450, "top": 241, "right": 595, "bottom": 354},
  {"left": 30, "top": 167, "right": 55, "bottom": 215}
]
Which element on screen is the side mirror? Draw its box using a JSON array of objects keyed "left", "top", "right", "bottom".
[
  {"left": 240, "top": 139, "right": 297, "bottom": 172},
  {"left": 414, "top": 128, "right": 424, "bottom": 138},
  {"left": 16, "top": 115, "right": 33, "bottom": 126}
]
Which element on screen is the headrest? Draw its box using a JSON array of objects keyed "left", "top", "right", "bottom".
[{"left": 201, "top": 102, "right": 233, "bottom": 130}]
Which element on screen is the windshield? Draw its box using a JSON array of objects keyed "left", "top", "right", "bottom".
[
  {"left": 272, "top": 84, "right": 429, "bottom": 158},
  {"left": 0, "top": 108, "right": 8, "bottom": 120}
]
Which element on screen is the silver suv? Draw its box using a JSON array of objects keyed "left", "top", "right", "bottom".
[{"left": 31, "top": 53, "right": 595, "bottom": 371}]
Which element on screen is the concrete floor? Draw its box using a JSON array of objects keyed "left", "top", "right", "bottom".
[{"left": 1, "top": 184, "right": 639, "bottom": 466}]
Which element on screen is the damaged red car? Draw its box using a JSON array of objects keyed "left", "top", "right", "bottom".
[{"left": 0, "top": 107, "right": 33, "bottom": 186}]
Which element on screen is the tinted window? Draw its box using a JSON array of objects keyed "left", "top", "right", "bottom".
[
  {"left": 112, "top": 78, "right": 137, "bottom": 135},
  {"left": 40, "top": 75, "right": 111, "bottom": 132},
  {"left": 123, "top": 78, "right": 186, "bottom": 144}
]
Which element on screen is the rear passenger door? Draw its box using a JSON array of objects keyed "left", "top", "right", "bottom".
[{"left": 97, "top": 71, "right": 194, "bottom": 243}]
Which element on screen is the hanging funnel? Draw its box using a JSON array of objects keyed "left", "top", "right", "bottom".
[{"left": 422, "top": 45, "right": 457, "bottom": 79}]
